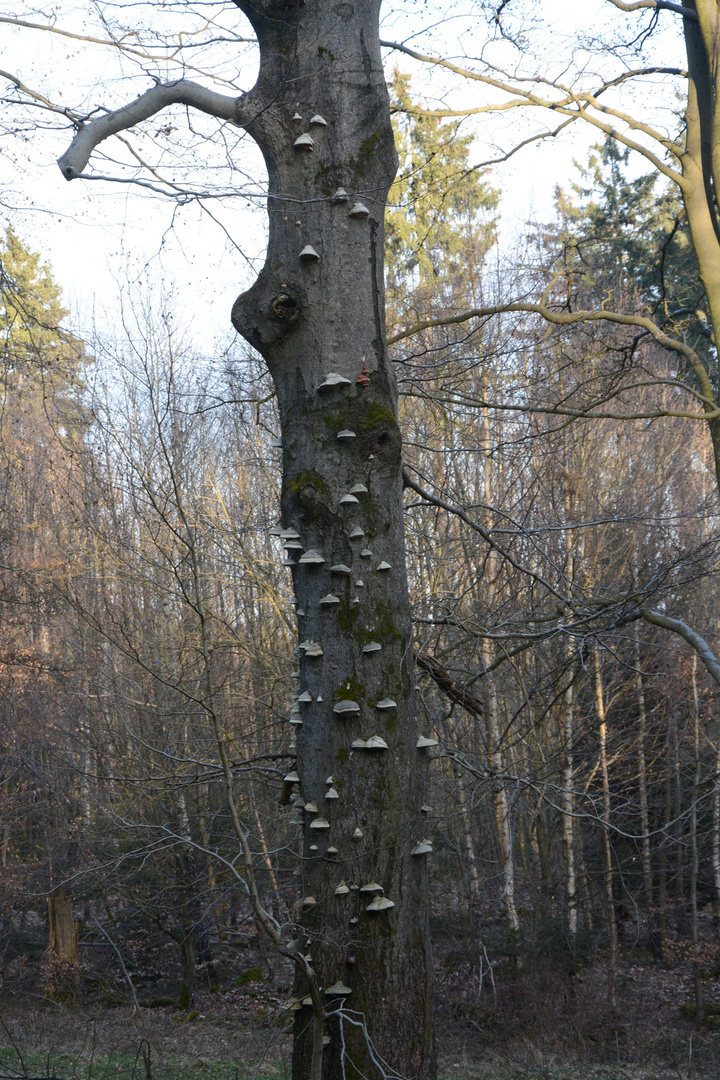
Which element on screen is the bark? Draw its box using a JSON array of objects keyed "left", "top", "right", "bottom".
[
  {"left": 47, "top": 891, "right": 79, "bottom": 999},
  {"left": 228, "top": 4, "right": 435, "bottom": 1078},
  {"left": 48, "top": 892, "right": 78, "bottom": 964}
]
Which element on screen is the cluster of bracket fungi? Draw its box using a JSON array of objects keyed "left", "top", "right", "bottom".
[
  {"left": 291, "top": 109, "right": 371, "bottom": 263},
  {"left": 266, "top": 106, "right": 439, "bottom": 1004}
]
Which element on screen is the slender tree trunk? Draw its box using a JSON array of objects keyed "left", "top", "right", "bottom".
[
  {"left": 689, "top": 655, "right": 704, "bottom": 1019},
  {"left": 485, "top": 643, "right": 520, "bottom": 949},
  {"left": 713, "top": 742, "right": 720, "bottom": 928},
  {"left": 454, "top": 764, "right": 482, "bottom": 909},
  {"left": 633, "top": 627, "right": 653, "bottom": 912},
  {"left": 230, "top": 5, "right": 435, "bottom": 1077},
  {"left": 561, "top": 658, "right": 578, "bottom": 947},
  {"left": 594, "top": 647, "right": 618, "bottom": 1009}
]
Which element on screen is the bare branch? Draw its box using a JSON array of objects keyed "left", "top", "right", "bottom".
[
  {"left": 402, "top": 466, "right": 569, "bottom": 603},
  {"left": 640, "top": 608, "right": 720, "bottom": 687},
  {"left": 391, "top": 302, "right": 719, "bottom": 415},
  {"left": 416, "top": 652, "right": 484, "bottom": 716},
  {"left": 0, "top": 68, "right": 76, "bottom": 119},
  {"left": 606, "top": 0, "right": 697, "bottom": 18},
  {"left": 57, "top": 79, "right": 247, "bottom": 180}
]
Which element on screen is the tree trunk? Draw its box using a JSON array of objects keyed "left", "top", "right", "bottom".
[
  {"left": 593, "top": 646, "right": 618, "bottom": 1009},
  {"left": 712, "top": 741, "right": 720, "bottom": 928},
  {"left": 561, "top": 656, "right": 578, "bottom": 947},
  {"left": 633, "top": 627, "right": 652, "bottom": 912},
  {"left": 689, "top": 655, "right": 704, "bottom": 1020},
  {"left": 230, "top": 4, "right": 435, "bottom": 1077},
  {"left": 47, "top": 891, "right": 79, "bottom": 1000}
]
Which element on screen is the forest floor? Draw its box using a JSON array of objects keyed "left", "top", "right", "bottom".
[{"left": 2, "top": 925, "right": 720, "bottom": 1080}]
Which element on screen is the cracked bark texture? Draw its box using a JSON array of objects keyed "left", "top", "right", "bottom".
[{"left": 231, "top": 3, "right": 435, "bottom": 1078}]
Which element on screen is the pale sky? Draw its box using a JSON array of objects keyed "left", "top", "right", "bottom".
[{"left": 0, "top": 0, "right": 686, "bottom": 349}]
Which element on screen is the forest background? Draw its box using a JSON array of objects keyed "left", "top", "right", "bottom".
[{"left": 2, "top": 2, "right": 720, "bottom": 1079}]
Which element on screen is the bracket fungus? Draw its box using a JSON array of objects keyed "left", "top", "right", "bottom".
[
  {"left": 365, "top": 735, "right": 389, "bottom": 750},
  {"left": 319, "top": 593, "right": 341, "bottom": 605},
  {"left": 310, "top": 114, "right": 328, "bottom": 126},
  {"left": 318, "top": 373, "right": 352, "bottom": 391},
  {"left": 284, "top": 771, "right": 300, "bottom": 783},
  {"left": 298, "top": 245, "right": 320, "bottom": 261},
  {"left": 283, "top": 540, "right": 303, "bottom": 550},
  {"left": 339, "top": 493, "right": 359, "bottom": 505},
  {"left": 309, "top": 844, "right": 318, "bottom": 852},
  {"left": 352, "top": 827, "right": 364, "bottom": 839},
  {"left": 332, "top": 187, "right": 349, "bottom": 202},
  {"left": 362, "top": 641, "right": 381, "bottom": 653},
  {"left": 299, "top": 550, "right": 325, "bottom": 565},
  {"left": 366, "top": 896, "right": 395, "bottom": 912},
  {"left": 359, "top": 882, "right": 383, "bottom": 893},
  {"left": 268, "top": 526, "right": 283, "bottom": 536},
  {"left": 349, "top": 483, "right": 368, "bottom": 494},
  {"left": 325, "top": 775, "right": 334, "bottom": 785},
  {"left": 292, "top": 111, "right": 303, "bottom": 121},
  {"left": 325, "top": 787, "right": 339, "bottom": 799},
  {"left": 325, "top": 982, "right": 352, "bottom": 996},
  {"left": 330, "top": 563, "right": 352, "bottom": 575},
  {"left": 289, "top": 715, "right": 303, "bottom": 726},
  {"left": 337, "top": 429, "right": 356, "bottom": 440},
  {"left": 327, "top": 846, "right": 339, "bottom": 855},
  {"left": 355, "top": 579, "right": 364, "bottom": 587},
  {"left": 301, "top": 896, "right": 317, "bottom": 907},
  {"left": 297, "top": 691, "right": 313, "bottom": 703},
  {"left": 351, "top": 738, "right": 366, "bottom": 748},
  {"left": 348, "top": 201, "right": 370, "bottom": 218},
  {"left": 270, "top": 437, "right": 282, "bottom": 448},
  {"left": 282, "top": 558, "right": 296, "bottom": 567},
  {"left": 416, "top": 735, "right": 438, "bottom": 748},
  {"left": 412, "top": 840, "right": 434, "bottom": 855},
  {"left": 303, "top": 802, "right": 319, "bottom": 814},
  {"left": 421, "top": 804, "right": 433, "bottom": 813},
  {"left": 348, "top": 526, "right": 365, "bottom": 539},
  {"left": 376, "top": 561, "right": 392, "bottom": 571},
  {"left": 334, "top": 882, "right": 350, "bottom": 895},
  {"left": 333, "top": 700, "right": 360, "bottom": 715},
  {"left": 375, "top": 698, "right": 397, "bottom": 710},
  {"left": 309, "top": 818, "right": 330, "bottom": 830},
  {"left": 280, "top": 529, "right": 300, "bottom": 540},
  {"left": 304, "top": 642, "right": 324, "bottom": 658},
  {"left": 293, "top": 132, "right": 314, "bottom": 149}
]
